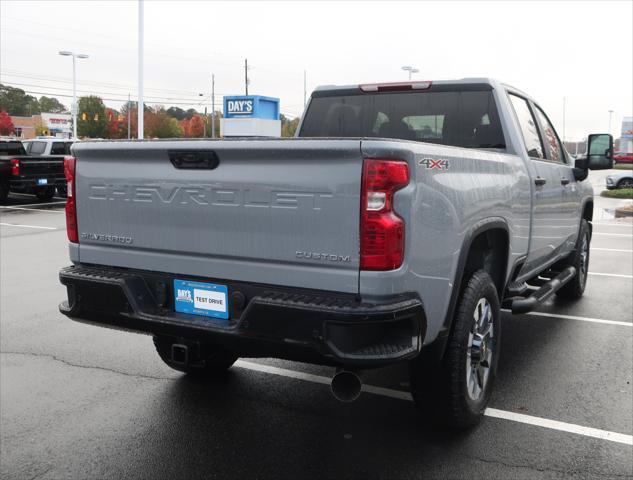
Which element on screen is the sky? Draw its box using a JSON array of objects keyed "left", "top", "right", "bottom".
[{"left": 1, "top": 0, "right": 631, "bottom": 140}]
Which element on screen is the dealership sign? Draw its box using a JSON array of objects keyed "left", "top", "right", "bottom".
[
  {"left": 41, "top": 113, "right": 72, "bottom": 132},
  {"left": 226, "top": 99, "right": 254, "bottom": 116}
]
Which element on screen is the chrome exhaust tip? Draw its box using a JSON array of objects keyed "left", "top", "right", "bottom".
[{"left": 331, "top": 368, "right": 362, "bottom": 403}]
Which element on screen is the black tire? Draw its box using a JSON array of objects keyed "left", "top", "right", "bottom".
[
  {"left": 0, "top": 180, "right": 9, "bottom": 204},
  {"left": 153, "top": 335, "right": 238, "bottom": 376},
  {"left": 35, "top": 186, "right": 56, "bottom": 201},
  {"left": 556, "top": 219, "right": 591, "bottom": 299},
  {"left": 410, "top": 270, "right": 500, "bottom": 429},
  {"left": 57, "top": 184, "right": 68, "bottom": 198},
  {"left": 617, "top": 178, "right": 633, "bottom": 189}
]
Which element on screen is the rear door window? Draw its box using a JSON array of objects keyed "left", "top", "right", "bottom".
[{"left": 508, "top": 94, "right": 545, "bottom": 159}]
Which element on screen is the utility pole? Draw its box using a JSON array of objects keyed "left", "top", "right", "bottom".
[
  {"left": 244, "top": 58, "right": 249, "bottom": 95},
  {"left": 304, "top": 70, "right": 307, "bottom": 108},
  {"left": 203, "top": 106, "right": 207, "bottom": 137},
  {"left": 127, "top": 93, "right": 131, "bottom": 139},
  {"left": 137, "top": 0, "right": 144, "bottom": 139},
  {"left": 211, "top": 73, "right": 216, "bottom": 138}
]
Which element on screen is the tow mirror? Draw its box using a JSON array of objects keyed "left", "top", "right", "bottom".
[{"left": 585, "top": 133, "right": 614, "bottom": 170}]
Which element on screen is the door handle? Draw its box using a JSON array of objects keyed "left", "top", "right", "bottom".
[
  {"left": 534, "top": 177, "right": 546, "bottom": 186},
  {"left": 561, "top": 177, "right": 570, "bottom": 185}
]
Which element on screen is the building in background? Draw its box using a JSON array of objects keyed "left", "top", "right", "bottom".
[
  {"left": 9, "top": 113, "right": 72, "bottom": 139},
  {"left": 620, "top": 117, "right": 633, "bottom": 153},
  {"left": 221, "top": 95, "right": 281, "bottom": 137},
  {"left": 9, "top": 115, "right": 37, "bottom": 139}
]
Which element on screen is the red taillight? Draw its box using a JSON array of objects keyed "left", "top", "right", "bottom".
[
  {"left": 360, "top": 159, "right": 409, "bottom": 270},
  {"left": 64, "top": 156, "right": 78, "bottom": 243},
  {"left": 10, "top": 158, "right": 20, "bottom": 176}
]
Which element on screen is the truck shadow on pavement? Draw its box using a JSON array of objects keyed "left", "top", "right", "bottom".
[{"left": 117, "top": 315, "right": 582, "bottom": 479}]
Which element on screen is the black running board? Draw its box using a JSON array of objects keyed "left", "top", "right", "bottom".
[{"left": 508, "top": 266, "right": 577, "bottom": 314}]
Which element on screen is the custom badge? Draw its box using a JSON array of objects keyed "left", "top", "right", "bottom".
[{"left": 419, "top": 158, "right": 449, "bottom": 170}]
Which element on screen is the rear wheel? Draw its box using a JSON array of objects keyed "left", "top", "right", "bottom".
[
  {"left": 410, "top": 270, "right": 500, "bottom": 429},
  {"left": 35, "top": 186, "right": 56, "bottom": 201},
  {"left": 153, "top": 335, "right": 238, "bottom": 377},
  {"left": 617, "top": 178, "right": 633, "bottom": 189},
  {"left": 556, "top": 219, "right": 591, "bottom": 299}
]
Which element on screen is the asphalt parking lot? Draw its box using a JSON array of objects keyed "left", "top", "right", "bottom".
[{"left": 1, "top": 174, "right": 632, "bottom": 480}]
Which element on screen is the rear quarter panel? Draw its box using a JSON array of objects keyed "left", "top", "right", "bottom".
[{"left": 360, "top": 140, "right": 530, "bottom": 345}]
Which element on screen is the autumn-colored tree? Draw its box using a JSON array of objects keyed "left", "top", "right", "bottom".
[
  {"left": 105, "top": 108, "right": 125, "bottom": 139},
  {"left": 188, "top": 114, "right": 205, "bottom": 137},
  {"left": 77, "top": 96, "right": 107, "bottom": 138},
  {"left": 280, "top": 114, "right": 300, "bottom": 137},
  {"left": 34, "top": 119, "right": 49, "bottom": 136},
  {"left": 179, "top": 118, "right": 191, "bottom": 137},
  {"left": 0, "top": 110, "right": 15, "bottom": 135},
  {"left": 145, "top": 107, "right": 182, "bottom": 138}
]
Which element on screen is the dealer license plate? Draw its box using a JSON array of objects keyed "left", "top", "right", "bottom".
[{"left": 173, "top": 279, "right": 228, "bottom": 319}]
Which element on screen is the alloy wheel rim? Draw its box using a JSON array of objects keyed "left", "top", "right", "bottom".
[
  {"left": 579, "top": 233, "right": 589, "bottom": 286},
  {"left": 466, "top": 297, "right": 494, "bottom": 401}
]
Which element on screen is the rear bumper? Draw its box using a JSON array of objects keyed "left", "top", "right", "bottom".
[
  {"left": 59, "top": 264, "right": 426, "bottom": 367},
  {"left": 10, "top": 174, "right": 65, "bottom": 189}
]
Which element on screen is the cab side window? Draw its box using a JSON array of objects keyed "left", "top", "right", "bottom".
[
  {"left": 508, "top": 94, "right": 545, "bottom": 159},
  {"left": 533, "top": 106, "right": 565, "bottom": 163},
  {"left": 29, "top": 141, "right": 46, "bottom": 155},
  {"left": 51, "top": 142, "right": 69, "bottom": 155}
]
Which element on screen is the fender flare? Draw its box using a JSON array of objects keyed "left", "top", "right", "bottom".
[{"left": 427, "top": 217, "right": 510, "bottom": 362}]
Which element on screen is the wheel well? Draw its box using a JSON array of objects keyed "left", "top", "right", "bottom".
[{"left": 464, "top": 228, "right": 508, "bottom": 296}]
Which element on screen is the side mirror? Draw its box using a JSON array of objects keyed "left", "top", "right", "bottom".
[{"left": 586, "top": 133, "right": 614, "bottom": 170}]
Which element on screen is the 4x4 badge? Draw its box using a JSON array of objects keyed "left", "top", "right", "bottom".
[{"left": 419, "top": 158, "right": 449, "bottom": 170}]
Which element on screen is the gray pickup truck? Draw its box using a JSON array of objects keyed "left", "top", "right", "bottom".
[{"left": 58, "top": 78, "right": 613, "bottom": 428}]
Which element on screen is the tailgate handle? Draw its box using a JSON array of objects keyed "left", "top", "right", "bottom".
[{"left": 168, "top": 150, "right": 220, "bottom": 170}]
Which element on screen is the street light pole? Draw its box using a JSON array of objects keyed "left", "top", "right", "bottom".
[
  {"left": 401, "top": 65, "right": 419, "bottom": 81},
  {"left": 138, "top": 0, "right": 144, "bottom": 139},
  {"left": 211, "top": 74, "right": 215, "bottom": 138},
  {"left": 59, "top": 50, "right": 89, "bottom": 140},
  {"left": 608, "top": 110, "right": 614, "bottom": 134}
]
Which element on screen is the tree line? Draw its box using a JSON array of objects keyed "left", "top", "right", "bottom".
[{"left": 0, "top": 84, "right": 300, "bottom": 138}]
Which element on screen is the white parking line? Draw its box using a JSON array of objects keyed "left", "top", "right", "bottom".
[
  {"left": 0, "top": 222, "right": 57, "bottom": 230},
  {"left": 234, "top": 360, "right": 633, "bottom": 446},
  {"left": 591, "top": 247, "right": 633, "bottom": 253},
  {"left": 588, "top": 272, "right": 633, "bottom": 279},
  {"left": 515, "top": 310, "right": 632, "bottom": 327},
  {"left": 593, "top": 223, "right": 633, "bottom": 228},
  {"left": 0, "top": 206, "right": 65, "bottom": 213},
  {"left": 3, "top": 200, "right": 66, "bottom": 207},
  {"left": 593, "top": 232, "right": 633, "bottom": 237}
]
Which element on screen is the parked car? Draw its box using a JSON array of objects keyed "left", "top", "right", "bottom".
[
  {"left": 58, "top": 78, "right": 613, "bottom": 429},
  {"left": 614, "top": 152, "right": 633, "bottom": 164},
  {"left": 606, "top": 171, "right": 633, "bottom": 189},
  {"left": 22, "top": 137, "right": 74, "bottom": 196},
  {"left": 0, "top": 139, "right": 67, "bottom": 203}
]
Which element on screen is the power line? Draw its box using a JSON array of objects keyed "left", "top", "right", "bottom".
[
  {"left": 1, "top": 69, "right": 217, "bottom": 96},
  {"left": 0, "top": 80, "right": 226, "bottom": 103}
]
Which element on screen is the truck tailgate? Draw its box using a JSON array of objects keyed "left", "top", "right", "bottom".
[{"left": 73, "top": 139, "right": 363, "bottom": 293}]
